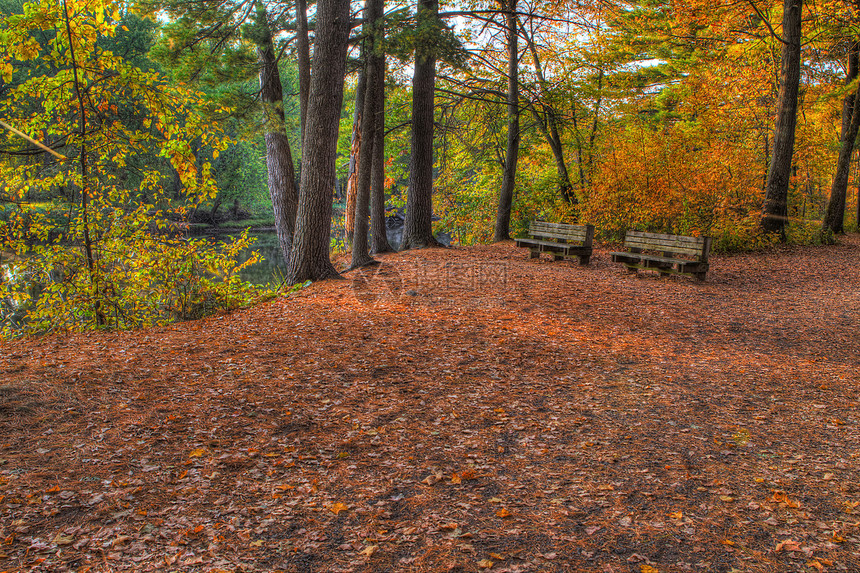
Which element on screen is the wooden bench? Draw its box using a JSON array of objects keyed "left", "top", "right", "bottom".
[
  {"left": 610, "top": 230, "right": 712, "bottom": 280},
  {"left": 515, "top": 221, "right": 594, "bottom": 265}
]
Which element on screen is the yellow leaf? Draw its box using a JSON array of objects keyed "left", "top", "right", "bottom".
[
  {"left": 719, "top": 495, "right": 734, "bottom": 502},
  {"left": 329, "top": 502, "right": 348, "bottom": 515},
  {"left": 478, "top": 558, "right": 494, "bottom": 569},
  {"left": 489, "top": 552, "right": 504, "bottom": 560},
  {"left": 359, "top": 545, "right": 378, "bottom": 557},
  {"left": 640, "top": 565, "right": 659, "bottom": 573},
  {"left": 188, "top": 448, "right": 206, "bottom": 458},
  {"left": 495, "top": 508, "right": 512, "bottom": 518},
  {"left": 669, "top": 512, "right": 683, "bottom": 519},
  {"left": 451, "top": 473, "right": 462, "bottom": 484},
  {"left": 250, "top": 539, "right": 263, "bottom": 547}
]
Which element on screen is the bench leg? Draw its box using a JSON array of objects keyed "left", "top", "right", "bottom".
[
  {"left": 694, "top": 272, "right": 707, "bottom": 281},
  {"left": 529, "top": 250, "right": 539, "bottom": 259},
  {"left": 578, "top": 255, "right": 590, "bottom": 265},
  {"left": 625, "top": 265, "right": 638, "bottom": 275},
  {"left": 553, "top": 254, "right": 563, "bottom": 261}
]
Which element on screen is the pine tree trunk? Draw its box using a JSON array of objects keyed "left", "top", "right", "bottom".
[
  {"left": 350, "top": 0, "right": 384, "bottom": 268},
  {"left": 256, "top": 1, "right": 298, "bottom": 264},
  {"left": 762, "top": 0, "right": 803, "bottom": 238},
  {"left": 823, "top": 42, "right": 860, "bottom": 237},
  {"left": 286, "top": 0, "right": 351, "bottom": 283},
  {"left": 401, "top": 0, "right": 441, "bottom": 250},
  {"left": 370, "top": 64, "right": 394, "bottom": 254},
  {"left": 345, "top": 69, "right": 367, "bottom": 243},
  {"left": 494, "top": 0, "right": 519, "bottom": 242},
  {"left": 296, "top": 0, "right": 311, "bottom": 147}
]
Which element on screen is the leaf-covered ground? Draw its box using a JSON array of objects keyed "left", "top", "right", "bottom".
[{"left": 1, "top": 236, "right": 859, "bottom": 573}]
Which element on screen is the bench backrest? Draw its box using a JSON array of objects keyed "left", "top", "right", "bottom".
[
  {"left": 623, "top": 230, "right": 712, "bottom": 262},
  {"left": 529, "top": 221, "right": 594, "bottom": 245}
]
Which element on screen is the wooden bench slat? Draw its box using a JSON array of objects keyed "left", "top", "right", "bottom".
[
  {"left": 529, "top": 230, "right": 590, "bottom": 242},
  {"left": 612, "top": 230, "right": 711, "bottom": 280},
  {"left": 626, "top": 230, "right": 707, "bottom": 244},
  {"left": 623, "top": 242, "right": 706, "bottom": 258},
  {"left": 517, "top": 221, "right": 594, "bottom": 265}
]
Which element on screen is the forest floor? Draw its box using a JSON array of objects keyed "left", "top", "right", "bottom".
[{"left": 1, "top": 236, "right": 859, "bottom": 573}]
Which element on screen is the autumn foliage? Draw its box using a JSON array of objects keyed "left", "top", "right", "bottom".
[{"left": 0, "top": 0, "right": 268, "bottom": 336}]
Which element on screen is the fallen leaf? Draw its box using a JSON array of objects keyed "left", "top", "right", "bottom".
[
  {"left": 188, "top": 448, "right": 206, "bottom": 458},
  {"left": 360, "top": 545, "right": 378, "bottom": 557},
  {"left": 329, "top": 502, "right": 348, "bottom": 515},
  {"left": 53, "top": 534, "right": 74, "bottom": 546},
  {"left": 496, "top": 508, "right": 512, "bottom": 518},
  {"left": 478, "top": 558, "right": 494, "bottom": 568},
  {"left": 775, "top": 539, "right": 802, "bottom": 553},
  {"left": 641, "top": 565, "right": 659, "bottom": 573}
]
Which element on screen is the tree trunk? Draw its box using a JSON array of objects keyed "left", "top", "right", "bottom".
[
  {"left": 494, "top": 0, "right": 519, "bottom": 242},
  {"left": 401, "top": 0, "right": 441, "bottom": 249},
  {"left": 350, "top": 0, "right": 384, "bottom": 268},
  {"left": 286, "top": 0, "right": 352, "bottom": 283},
  {"left": 296, "top": 0, "right": 311, "bottom": 147},
  {"left": 823, "top": 41, "right": 860, "bottom": 237},
  {"left": 256, "top": 1, "right": 299, "bottom": 264},
  {"left": 370, "top": 59, "right": 394, "bottom": 254},
  {"left": 762, "top": 0, "right": 803, "bottom": 239},
  {"left": 344, "top": 69, "right": 367, "bottom": 242},
  {"left": 586, "top": 69, "right": 603, "bottom": 178},
  {"left": 522, "top": 21, "right": 577, "bottom": 204}
]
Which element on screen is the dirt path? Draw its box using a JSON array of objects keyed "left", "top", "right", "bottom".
[{"left": 1, "top": 237, "right": 859, "bottom": 572}]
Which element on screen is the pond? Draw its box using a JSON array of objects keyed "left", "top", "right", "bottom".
[
  {"left": 223, "top": 219, "right": 447, "bottom": 286},
  {"left": 231, "top": 230, "right": 288, "bottom": 286}
]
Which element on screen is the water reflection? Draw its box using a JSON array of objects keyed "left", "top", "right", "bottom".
[{"left": 236, "top": 231, "right": 287, "bottom": 286}]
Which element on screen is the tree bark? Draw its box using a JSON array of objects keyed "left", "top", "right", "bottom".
[
  {"left": 370, "top": 59, "right": 394, "bottom": 254},
  {"left": 522, "top": 21, "right": 576, "bottom": 205},
  {"left": 823, "top": 41, "right": 860, "bottom": 237},
  {"left": 401, "top": 0, "right": 441, "bottom": 249},
  {"left": 256, "top": 1, "right": 299, "bottom": 264},
  {"left": 286, "top": 0, "right": 352, "bottom": 283},
  {"left": 344, "top": 69, "right": 367, "bottom": 242},
  {"left": 762, "top": 0, "right": 803, "bottom": 239},
  {"left": 494, "top": 0, "right": 519, "bottom": 242},
  {"left": 350, "top": 0, "right": 384, "bottom": 268},
  {"left": 296, "top": 0, "right": 311, "bottom": 147}
]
